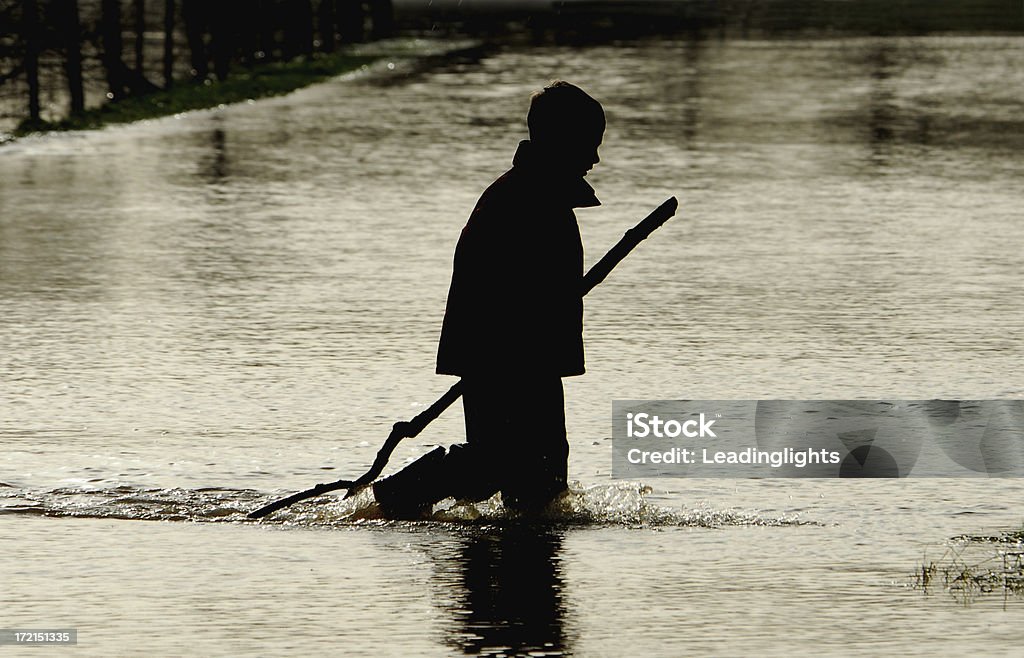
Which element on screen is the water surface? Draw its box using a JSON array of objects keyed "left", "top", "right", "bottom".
[{"left": 3, "top": 35, "right": 1024, "bottom": 655}]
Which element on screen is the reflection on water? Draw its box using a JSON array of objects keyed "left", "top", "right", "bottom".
[
  {"left": 204, "top": 125, "right": 230, "bottom": 181},
  {"left": 437, "top": 527, "right": 569, "bottom": 656}
]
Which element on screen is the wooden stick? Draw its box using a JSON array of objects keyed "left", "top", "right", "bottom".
[
  {"left": 581, "top": 196, "right": 677, "bottom": 295},
  {"left": 248, "top": 196, "right": 678, "bottom": 519}
]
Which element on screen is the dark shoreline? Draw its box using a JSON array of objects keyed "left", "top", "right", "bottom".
[
  {"left": 2, "top": 38, "right": 491, "bottom": 144},
  {"left": 9, "top": 50, "right": 377, "bottom": 139},
  {"left": 4, "top": 0, "right": 1021, "bottom": 141},
  {"left": 402, "top": 0, "right": 1024, "bottom": 39}
]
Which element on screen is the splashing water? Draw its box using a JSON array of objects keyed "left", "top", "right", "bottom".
[{"left": 0, "top": 481, "right": 813, "bottom": 528}]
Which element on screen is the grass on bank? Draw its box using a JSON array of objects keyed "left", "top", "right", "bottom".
[{"left": 14, "top": 51, "right": 379, "bottom": 137}]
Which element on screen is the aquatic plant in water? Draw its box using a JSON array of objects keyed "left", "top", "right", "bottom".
[{"left": 916, "top": 528, "right": 1024, "bottom": 603}]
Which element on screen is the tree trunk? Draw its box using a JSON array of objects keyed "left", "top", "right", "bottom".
[
  {"left": 100, "top": 0, "right": 127, "bottom": 100},
  {"left": 181, "top": 0, "right": 207, "bottom": 80},
  {"left": 235, "top": 0, "right": 258, "bottom": 68},
  {"left": 283, "top": 0, "right": 314, "bottom": 59},
  {"left": 58, "top": 0, "right": 85, "bottom": 115},
  {"left": 298, "top": 0, "right": 314, "bottom": 56},
  {"left": 369, "top": 0, "right": 393, "bottom": 40},
  {"left": 134, "top": 0, "right": 145, "bottom": 74},
  {"left": 209, "top": 0, "right": 232, "bottom": 81},
  {"left": 317, "top": 0, "right": 336, "bottom": 53},
  {"left": 337, "top": 0, "right": 364, "bottom": 44},
  {"left": 257, "top": 0, "right": 275, "bottom": 61},
  {"left": 163, "top": 0, "right": 174, "bottom": 88},
  {"left": 23, "top": 0, "right": 41, "bottom": 122}
]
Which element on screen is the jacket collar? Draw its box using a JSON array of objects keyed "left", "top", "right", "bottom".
[{"left": 512, "top": 140, "right": 601, "bottom": 209}]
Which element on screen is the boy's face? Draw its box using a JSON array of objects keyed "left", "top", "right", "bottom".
[{"left": 547, "top": 125, "right": 604, "bottom": 179}]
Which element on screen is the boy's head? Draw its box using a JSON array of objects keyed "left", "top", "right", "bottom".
[{"left": 528, "top": 81, "right": 605, "bottom": 178}]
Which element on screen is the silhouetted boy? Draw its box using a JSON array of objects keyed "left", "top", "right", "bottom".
[{"left": 373, "top": 81, "right": 605, "bottom": 517}]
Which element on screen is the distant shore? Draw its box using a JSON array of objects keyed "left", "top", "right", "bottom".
[
  {"left": 5, "top": 0, "right": 1022, "bottom": 141},
  {"left": 11, "top": 51, "right": 378, "bottom": 139},
  {"left": 5, "top": 38, "right": 486, "bottom": 143}
]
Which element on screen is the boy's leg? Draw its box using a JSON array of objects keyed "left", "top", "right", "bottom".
[
  {"left": 465, "top": 375, "right": 569, "bottom": 514},
  {"left": 498, "top": 377, "right": 569, "bottom": 513},
  {"left": 372, "top": 376, "right": 569, "bottom": 518}
]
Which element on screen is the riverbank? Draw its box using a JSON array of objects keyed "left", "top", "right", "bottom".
[
  {"left": 10, "top": 51, "right": 376, "bottom": 139},
  {"left": 7, "top": 38, "right": 483, "bottom": 142}
]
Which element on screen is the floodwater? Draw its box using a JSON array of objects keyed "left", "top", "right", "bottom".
[{"left": 3, "top": 34, "right": 1024, "bottom": 656}]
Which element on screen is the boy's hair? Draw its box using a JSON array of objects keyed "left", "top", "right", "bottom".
[{"left": 527, "top": 80, "right": 605, "bottom": 144}]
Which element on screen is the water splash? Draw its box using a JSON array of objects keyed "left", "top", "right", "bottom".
[
  {"left": 0, "top": 485, "right": 255, "bottom": 522},
  {"left": 0, "top": 481, "right": 813, "bottom": 528}
]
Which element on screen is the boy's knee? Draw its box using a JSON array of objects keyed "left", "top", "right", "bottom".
[
  {"left": 371, "top": 446, "right": 448, "bottom": 518},
  {"left": 371, "top": 444, "right": 499, "bottom": 518}
]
